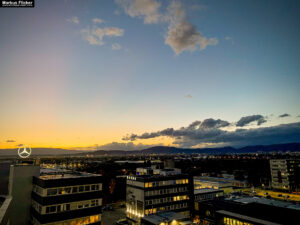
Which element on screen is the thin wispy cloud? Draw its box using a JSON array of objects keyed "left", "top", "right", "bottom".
[
  {"left": 184, "top": 94, "right": 192, "bottom": 98},
  {"left": 93, "top": 18, "right": 104, "bottom": 24},
  {"left": 81, "top": 26, "right": 124, "bottom": 46},
  {"left": 98, "top": 141, "right": 157, "bottom": 150},
  {"left": 67, "top": 16, "right": 79, "bottom": 24},
  {"left": 6, "top": 139, "right": 16, "bottom": 143},
  {"left": 112, "top": 43, "right": 122, "bottom": 50}
]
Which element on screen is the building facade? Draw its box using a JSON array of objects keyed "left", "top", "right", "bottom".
[
  {"left": 31, "top": 170, "right": 103, "bottom": 225},
  {"left": 126, "top": 168, "right": 191, "bottom": 225},
  {"left": 194, "top": 197, "right": 299, "bottom": 225},
  {"left": 270, "top": 159, "right": 300, "bottom": 191}
]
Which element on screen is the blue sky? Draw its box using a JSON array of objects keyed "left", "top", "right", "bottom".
[{"left": 0, "top": 0, "right": 299, "bottom": 149}]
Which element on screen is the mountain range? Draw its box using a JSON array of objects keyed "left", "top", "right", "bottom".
[{"left": 0, "top": 143, "right": 299, "bottom": 157}]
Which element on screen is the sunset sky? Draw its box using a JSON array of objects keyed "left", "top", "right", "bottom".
[{"left": 0, "top": 0, "right": 300, "bottom": 150}]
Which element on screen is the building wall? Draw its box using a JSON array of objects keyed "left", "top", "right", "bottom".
[
  {"left": 126, "top": 175, "right": 191, "bottom": 225},
  {"left": 8, "top": 164, "right": 40, "bottom": 225},
  {"left": 0, "top": 196, "right": 12, "bottom": 225},
  {"left": 270, "top": 159, "right": 300, "bottom": 191},
  {"left": 31, "top": 175, "right": 103, "bottom": 225}
]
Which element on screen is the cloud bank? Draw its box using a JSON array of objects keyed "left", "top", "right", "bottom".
[{"left": 123, "top": 116, "right": 300, "bottom": 147}]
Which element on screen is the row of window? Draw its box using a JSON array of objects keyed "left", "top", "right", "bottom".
[
  {"left": 144, "top": 179, "right": 189, "bottom": 188},
  {"left": 144, "top": 203, "right": 188, "bottom": 215},
  {"left": 32, "top": 199, "right": 101, "bottom": 215},
  {"left": 145, "top": 195, "right": 188, "bottom": 206},
  {"left": 194, "top": 193, "right": 222, "bottom": 201},
  {"left": 145, "top": 186, "right": 188, "bottom": 196},
  {"left": 32, "top": 214, "right": 100, "bottom": 225},
  {"left": 223, "top": 217, "right": 253, "bottom": 225},
  {"left": 33, "top": 184, "right": 102, "bottom": 197}
]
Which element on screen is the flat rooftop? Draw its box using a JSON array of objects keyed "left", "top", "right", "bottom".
[
  {"left": 230, "top": 196, "right": 300, "bottom": 210},
  {"left": 38, "top": 168, "right": 101, "bottom": 180},
  {"left": 194, "top": 188, "right": 224, "bottom": 195},
  {"left": 142, "top": 212, "right": 191, "bottom": 224}
]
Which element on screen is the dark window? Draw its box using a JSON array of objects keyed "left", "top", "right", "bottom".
[
  {"left": 50, "top": 206, "right": 56, "bottom": 213},
  {"left": 66, "top": 204, "right": 70, "bottom": 211},
  {"left": 72, "top": 187, "right": 78, "bottom": 193},
  {"left": 79, "top": 186, "right": 84, "bottom": 192},
  {"left": 46, "top": 207, "right": 50, "bottom": 213},
  {"left": 65, "top": 187, "right": 71, "bottom": 194},
  {"left": 85, "top": 186, "right": 90, "bottom": 191},
  {"left": 57, "top": 205, "right": 61, "bottom": 212},
  {"left": 58, "top": 188, "right": 63, "bottom": 194},
  {"left": 47, "top": 189, "right": 57, "bottom": 196}
]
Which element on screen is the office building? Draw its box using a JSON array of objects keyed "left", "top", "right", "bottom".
[
  {"left": 270, "top": 159, "right": 300, "bottom": 191},
  {"left": 194, "top": 196, "right": 299, "bottom": 225},
  {"left": 31, "top": 169, "right": 103, "bottom": 225},
  {"left": 126, "top": 168, "right": 191, "bottom": 225},
  {"left": 192, "top": 188, "right": 224, "bottom": 217}
]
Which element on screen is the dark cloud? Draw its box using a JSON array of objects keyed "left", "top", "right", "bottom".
[
  {"left": 123, "top": 118, "right": 230, "bottom": 141},
  {"left": 187, "top": 120, "right": 201, "bottom": 129},
  {"left": 279, "top": 113, "right": 291, "bottom": 118},
  {"left": 6, "top": 140, "right": 16, "bottom": 143},
  {"left": 200, "top": 118, "right": 230, "bottom": 129},
  {"left": 122, "top": 115, "right": 300, "bottom": 148},
  {"left": 175, "top": 122, "right": 300, "bottom": 148},
  {"left": 236, "top": 115, "right": 267, "bottom": 127}
]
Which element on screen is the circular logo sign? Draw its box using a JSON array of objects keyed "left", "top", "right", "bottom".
[{"left": 18, "top": 145, "right": 32, "bottom": 158}]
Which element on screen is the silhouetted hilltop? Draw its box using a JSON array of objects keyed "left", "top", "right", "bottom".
[{"left": 0, "top": 143, "right": 299, "bottom": 157}]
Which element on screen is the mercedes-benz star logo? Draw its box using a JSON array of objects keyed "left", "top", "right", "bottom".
[{"left": 18, "top": 145, "right": 32, "bottom": 158}]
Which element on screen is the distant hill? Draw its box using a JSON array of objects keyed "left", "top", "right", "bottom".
[
  {"left": 92, "top": 143, "right": 300, "bottom": 155},
  {"left": 1, "top": 143, "right": 299, "bottom": 157},
  {"left": 0, "top": 148, "right": 85, "bottom": 157}
]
